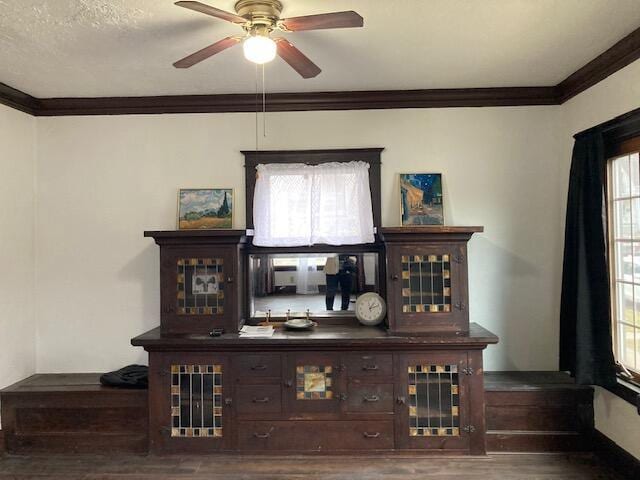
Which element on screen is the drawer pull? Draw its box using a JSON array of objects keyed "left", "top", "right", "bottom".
[
  {"left": 252, "top": 397, "right": 270, "bottom": 403},
  {"left": 251, "top": 365, "right": 268, "bottom": 371},
  {"left": 253, "top": 427, "right": 274, "bottom": 439},
  {"left": 363, "top": 432, "right": 380, "bottom": 438},
  {"left": 363, "top": 395, "right": 379, "bottom": 403},
  {"left": 362, "top": 365, "right": 379, "bottom": 371}
]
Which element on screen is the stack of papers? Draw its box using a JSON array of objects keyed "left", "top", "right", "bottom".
[{"left": 239, "top": 325, "right": 275, "bottom": 338}]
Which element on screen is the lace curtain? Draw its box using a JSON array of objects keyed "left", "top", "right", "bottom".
[{"left": 253, "top": 161, "right": 375, "bottom": 246}]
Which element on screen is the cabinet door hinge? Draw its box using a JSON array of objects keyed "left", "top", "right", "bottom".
[
  {"left": 462, "top": 425, "right": 476, "bottom": 433},
  {"left": 454, "top": 301, "right": 466, "bottom": 311},
  {"left": 461, "top": 367, "right": 474, "bottom": 375},
  {"left": 453, "top": 254, "right": 465, "bottom": 264}
]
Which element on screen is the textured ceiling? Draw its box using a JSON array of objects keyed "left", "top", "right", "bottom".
[{"left": 1, "top": 0, "right": 640, "bottom": 98}]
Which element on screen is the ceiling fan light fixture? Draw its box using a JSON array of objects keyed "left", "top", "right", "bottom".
[{"left": 243, "top": 34, "right": 277, "bottom": 64}]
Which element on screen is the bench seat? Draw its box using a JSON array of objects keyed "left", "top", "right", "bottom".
[{"left": 1, "top": 373, "right": 148, "bottom": 454}]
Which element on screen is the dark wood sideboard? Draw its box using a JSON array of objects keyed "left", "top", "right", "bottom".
[
  {"left": 132, "top": 227, "right": 498, "bottom": 455},
  {"left": 133, "top": 323, "right": 497, "bottom": 455}
]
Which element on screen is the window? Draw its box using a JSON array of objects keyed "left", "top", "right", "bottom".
[
  {"left": 252, "top": 162, "right": 375, "bottom": 246},
  {"left": 608, "top": 142, "right": 640, "bottom": 383}
]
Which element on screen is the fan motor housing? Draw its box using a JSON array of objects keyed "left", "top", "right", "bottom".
[{"left": 235, "top": 0, "right": 283, "bottom": 26}]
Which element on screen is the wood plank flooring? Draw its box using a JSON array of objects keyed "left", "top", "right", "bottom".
[{"left": 0, "top": 453, "right": 628, "bottom": 479}]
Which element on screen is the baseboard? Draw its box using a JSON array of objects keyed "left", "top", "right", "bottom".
[{"left": 592, "top": 429, "right": 640, "bottom": 478}]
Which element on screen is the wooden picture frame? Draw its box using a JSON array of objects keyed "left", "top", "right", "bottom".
[
  {"left": 177, "top": 188, "right": 233, "bottom": 230},
  {"left": 400, "top": 173, "right": 444, "bottom": 226}
]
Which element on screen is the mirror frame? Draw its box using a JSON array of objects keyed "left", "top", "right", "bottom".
[{"left": 247, "top": 250, "right": 384, "bottom": 322}]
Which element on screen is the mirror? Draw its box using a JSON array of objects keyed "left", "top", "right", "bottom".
[{"left": 249, "top": 253, "right": 380, "bottom": 319}]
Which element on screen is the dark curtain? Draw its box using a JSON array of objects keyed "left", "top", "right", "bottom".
[{"left": 559, "top": 131, "right": 617, "bottom": 387}]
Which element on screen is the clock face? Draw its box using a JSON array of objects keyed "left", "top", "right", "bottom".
[{"left": 355, "top": 293, "right": 386, "bottom": 326}]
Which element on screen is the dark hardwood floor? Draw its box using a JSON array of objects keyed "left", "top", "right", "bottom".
[{"left": 0, "top": 453, "right": 628, "bottom": 479}]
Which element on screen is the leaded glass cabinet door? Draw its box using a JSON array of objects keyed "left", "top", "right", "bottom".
[
  {"left": 394, "top": 352, "right": 470, "bottom": 451},
  {"left": 152, "top": 354, "right": 231, "bottom": 453},
  {"left": 160, "top": 246, "right": 237, "bottom": 335},
  {"left": 387, "top": 243, "right": 468, "bottom": 334},
  {"left": 285, "top": 353, "right": 344, "bottom": 416}
]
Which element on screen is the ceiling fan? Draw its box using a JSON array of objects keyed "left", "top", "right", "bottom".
[{"left": 173, "top": 0, "right": 364, "bottom": 78}]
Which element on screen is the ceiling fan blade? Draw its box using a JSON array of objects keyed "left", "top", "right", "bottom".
[
  {"left": 173, "top": 36, "right": 242, "bottom": 68},
  {"left": 280, "top": 11, "right": 363, "bottom": 31},
  {"left": 275, "top": 38, "right": 321, "bottom": 78},
  {"left": 175, "top": 1, "right": 247, "bottom": 24}
]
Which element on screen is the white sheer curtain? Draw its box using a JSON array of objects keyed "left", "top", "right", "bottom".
[
  {"left": 295, "top": 257, "right": 319, "bottom": 295},
  {"left": 253, "top": 161, "right": 375, "bottom": 246}
]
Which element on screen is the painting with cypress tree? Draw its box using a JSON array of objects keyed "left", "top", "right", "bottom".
[
  {"left": 177, "top": 188, "right": 233, "bottom": 229},
  {"left": 400, "top": 174, "right": 444, "bottom": 225}
]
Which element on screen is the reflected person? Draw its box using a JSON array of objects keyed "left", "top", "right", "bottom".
[{"left": 325, "top": 255, "right": 356, "bottom": 311}]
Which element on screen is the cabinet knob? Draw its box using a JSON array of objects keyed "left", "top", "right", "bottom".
[
  {"left": 284, "top": 379, "right": 293, "bottom": 388},
  {"left": 396, "top": 396, "right": 406, "bottom": 405},
  {"left": 224, "top": 397, "right": 233, "bottom": 406},
  {"left": 363, "top": 432, "right": 380, "bottom": 438},
  {"left": 363, "top": 395, "right": 379, "bottom": 403},
  {"left": 362, "top": 364, "right": 379, "bottom": 371},
  {"left": 252, "top": 397, "right": 270, "bottom": 403},
  {"left": 251, "top": 364, "right": 267, "bottom": 371},
  {"left": 391, "top": 274, "right": 399, "bottom": 281},
  {"left": 227, "top": 277, "right": 234, "bottom": 283},
  {"left": 253, "top": 432, "right": 271, "bottom": 439}
]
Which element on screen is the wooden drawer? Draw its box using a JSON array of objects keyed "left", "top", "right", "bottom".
[
  {"left": 234, "top": 354, "right": 281, "bottom": 380},
  {"left": 237, "top": 420, "right": 394, "bottom": 451},
  {"left": 345, "top": 353, "right": 392, "bottom": 377},
  {"left": 346, "top": 381, "right": 394, "bottom": 414},
  {"left": 236, "top": 384, "right": 282, "bottom": 415}
]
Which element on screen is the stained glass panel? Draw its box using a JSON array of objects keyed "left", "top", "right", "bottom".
[
  {"left": 408, "top": 364, "right": 459, "bottom": 437},
  {"left": 296, "top": 365, "right": 333, "bottom": 400},
  {"left": 171, "top": 364, "right": 223, "bottom": 437},
  {"left": 177, "top": 258, "right": 224, "bottom": 315},
  {"left": 401, "top": 254, "right": 451, "bottom": 313}
]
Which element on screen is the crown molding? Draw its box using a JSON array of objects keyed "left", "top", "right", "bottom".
[
  {"left": 558, "top": 26, "right": 640, "bottom": 103},
  {"left": 32, "top": 87, "right": 559, "bottom": 116},
  {"left": 0, "top": 82, "right": 39, "bottom": 115},
  {"left": 1, "top": 25, "right": 639, "bottom": 116}
]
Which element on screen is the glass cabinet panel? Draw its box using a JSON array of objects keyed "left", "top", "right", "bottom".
[
  {"left": 177, "top": 258, "right": 225, "bottom": 315},
  {"left": 408, "top": 364, "right": 459, "bottom": 436},
  {"left": 401, "top": 254, "right": 451, "bottom": 313},
  {"left": 171, "top": 364, "right": 223, "bottom": 437}
]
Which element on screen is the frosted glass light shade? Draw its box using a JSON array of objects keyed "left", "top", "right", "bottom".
[{"left": 243, "top": 35, "right": 277, "bottom": 64}]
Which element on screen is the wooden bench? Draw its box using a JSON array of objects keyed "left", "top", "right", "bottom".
[
  {"left": 485, "top": 371, "right": 594, "bottom": 452},
  {"left": 0, "top": 373, "right": 148, "bottom": 454}
]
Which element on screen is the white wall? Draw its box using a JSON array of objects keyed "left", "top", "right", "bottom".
[
  {"left": 562, "top": 60, "right": 640, "bottom": 460},
  {"left": 35, "top": 106, "right": 563, "bottom": 372},
  {"left": 0, "top": 104, "right": 36, "bottom": 393}
]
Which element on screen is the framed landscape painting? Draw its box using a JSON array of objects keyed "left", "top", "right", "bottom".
[
  {"left": 400, "top": 173, "right": 444, "bottom": 225},
  {"left": 177, "top": 188, "right": 233, "bottom": 230}
]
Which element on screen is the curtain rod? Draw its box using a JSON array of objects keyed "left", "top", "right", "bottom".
[{"left": 574, "top": 105, "right": 640, "bottom": 139}]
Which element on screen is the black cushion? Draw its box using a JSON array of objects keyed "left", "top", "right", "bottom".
[{"left": 100, "top": 364, "right": 148, "bottom": 389}]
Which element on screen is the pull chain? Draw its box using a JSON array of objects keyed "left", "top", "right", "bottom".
[
  {"left": 254, "top": 63, "right": 259, "bottom": 152},
  {"left": 262, "top": 63, "right": 267, "bottom": 137},
  {"left": 254, "top": 63, "right": 268, "bottom": 150}
]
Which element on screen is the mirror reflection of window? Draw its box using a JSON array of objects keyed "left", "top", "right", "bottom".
[{"left": 249, "top": 253, "right": 379, "bottom": 319}]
